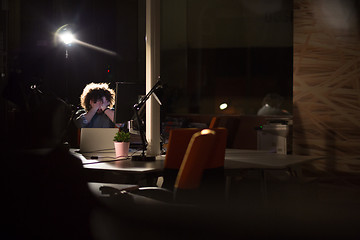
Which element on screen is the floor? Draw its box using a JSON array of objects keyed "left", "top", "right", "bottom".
[
  {"left": 89, "top": 167, "right": 360, "bottom": 239},
  {"left": 224, "top": 169, "right": 360, "bottom": 239}
]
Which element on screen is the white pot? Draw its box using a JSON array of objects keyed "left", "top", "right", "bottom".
[{"left": 114, "top": 142, "right": 130, "bottom": 158}]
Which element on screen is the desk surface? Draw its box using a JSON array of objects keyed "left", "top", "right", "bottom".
[
  {"left": 72, "top": 148, "right": 319, "bottom": 173},
  {"left": 224, "top": 149, "right": 321, "bottom": 170},
  {"left": 71, "top": 149, "right": 164, "bottom": 173}
]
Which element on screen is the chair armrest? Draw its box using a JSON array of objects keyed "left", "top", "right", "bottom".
[
  {"left": 88, "top": 182, "right": 139, "bottom": 197},
  {"left": 131, "top": 187, "right": 174, "bottom": 203}
]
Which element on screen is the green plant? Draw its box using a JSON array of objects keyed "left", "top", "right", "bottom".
[{"left": 113, "top": 130, "right": 131, "bottom": 142}]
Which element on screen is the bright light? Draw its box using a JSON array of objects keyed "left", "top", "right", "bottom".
[
  {"left": 201, "top": 129, "right": 215, "bottom": 135},
  {"left": 219, "top": 103, "right": 228, "bottom": 110},
  {"left": 59, "top": 32, "right": 75, "bottom": 45},
  {"left": 55, "top": 24, "right": 117, "bottom": 56}
]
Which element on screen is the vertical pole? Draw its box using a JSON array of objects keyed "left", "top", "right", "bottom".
[{"left": 145, "top": 0, "right": 160, "bottom": 156}]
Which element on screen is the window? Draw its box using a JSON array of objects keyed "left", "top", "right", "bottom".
[{"left": 160, "top": 0, "right": 293, "bottom": 115}]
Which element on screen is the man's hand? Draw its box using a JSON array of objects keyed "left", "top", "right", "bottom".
[
  {"left": 100, "top": 97, "right": 110, "bottom": 111},
  {"left": 90, "top": 99, "right": 102, "bottom": 112},
  {"left": 100, "top": 97, "right": 114, "bottom": 122}
]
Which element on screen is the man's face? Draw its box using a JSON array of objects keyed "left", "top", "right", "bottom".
[
  {"left": 101, "top": 96, "right": 110, "bottom": 108},
  {"left": 95, "top": 96, "right": 110, "bottom": 113}
]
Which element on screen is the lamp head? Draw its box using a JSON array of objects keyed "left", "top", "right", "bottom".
[
  {"left": 59, "top": 31, "right": 75, "bottom": 45},
  {"left": 54, "top": 24, "right": 76, "bottom": 46},
  {"left": 219, "top": 102, "right": 228, "bottom": 110}
]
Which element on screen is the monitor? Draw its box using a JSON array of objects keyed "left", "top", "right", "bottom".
[{"left": 114, "top": 82, "right": 144, "bottom": 124}]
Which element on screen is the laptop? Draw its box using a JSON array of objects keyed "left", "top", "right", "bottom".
[{"left": 79, "top": 128, "right": 119, "bottom": 153}]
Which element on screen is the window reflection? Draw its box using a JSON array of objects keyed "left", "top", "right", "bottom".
[{"left": 160, "top": 0, "right": 293, "bottom": 115}]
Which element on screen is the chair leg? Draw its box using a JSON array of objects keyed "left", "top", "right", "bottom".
[
  {"left": 260, "top": 169, "right": 268, "bottom": 206},
  {"left": 225, "top": 176, "right": 232, "bottom": 202}
]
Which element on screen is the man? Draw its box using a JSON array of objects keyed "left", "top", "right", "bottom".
[{"left": 74, "top": 82, "right": 115, "bottom": 128}]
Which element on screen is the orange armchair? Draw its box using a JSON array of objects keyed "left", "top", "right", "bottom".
[
  {"left": 136, "top": 128, "right": 227, "bottom": 204},
  {"left": 162, "top": 127, "right": 227, "bottom": 190},
  {"left": 101, "top": 128, "right": 227, "bottom": 204},
  {"left": 162, "top": 128, "right": 200, "bottom": 190},
  {"left": 174, "top": 129, "right": 216, "bottom": 190}
]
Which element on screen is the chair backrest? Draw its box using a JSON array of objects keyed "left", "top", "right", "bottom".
[
  {"left": 163, "top": 128, "right": 227, "bottom": 191},
  {"left": 174, "top": 129, "right": 216, "bottom": 190},
  {"left": 209, "top": 116, "right": 219, "bottom": 128},
  {"left": 165, "top": 127, "right": 227, "bottom": 169},
  {"left": 164, "top": 128, "right": 200, "bottom": 169},
  {"left": 209, "top": 115, "right": 268, "bottom": 149},
  {"left": 207, "top": 127, "right": 227, "bottom": 169}
]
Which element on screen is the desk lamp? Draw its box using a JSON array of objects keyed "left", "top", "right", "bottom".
[{"left": 132, "top": 78, "right": 162, "bottom": 161}]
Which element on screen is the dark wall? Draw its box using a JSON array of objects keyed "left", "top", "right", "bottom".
[
  {"left": 6, "top": 0, "right": 144, "bottom": 106},
  {"left": 160, "top": 0, "right": 293, "bottom": 115}
]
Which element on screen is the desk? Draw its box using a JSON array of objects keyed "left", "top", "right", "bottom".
[
  {"left": 71, "top": 149, "right": 164, "bottom": 185},
  {"left": 72, "top": 148, "right": 321, "bottom": 201},
  {"left": 224, "top": 148, "right": 318, "bottom": 173},
  {"left": 223, "top": 149, "right": 322, "bottom": 201}
]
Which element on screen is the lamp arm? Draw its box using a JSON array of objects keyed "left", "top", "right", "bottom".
[
  {"left": 133, "top": 79, "right": 162, "bottom": 111},
  {"left": 132, "top": 78, "right": 162, "bottom": 160},
  {"left": 134, "top": 106, "right": 147, "bottom": 157}
]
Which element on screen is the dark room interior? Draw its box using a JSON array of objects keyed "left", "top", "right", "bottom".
[{"left": 1, "top": 0, "right": 360, "bottom": 239}]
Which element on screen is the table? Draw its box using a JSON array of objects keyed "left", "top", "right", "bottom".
[
  {"left": 224, "top": 148, "right": 321, "bottom": 175},
  {"left": 223, "top": 149, "right": 322, "bottom": 201},
  {"left": 71, "top": 149, "right": 164, "bottom": 185},
  {"left": 71, "top": 148, "right": 321, "bottom": 200}
]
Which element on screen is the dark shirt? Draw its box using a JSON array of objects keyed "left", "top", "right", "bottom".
[{"left": 74, "top": 109, "right": 115, "bottom": 128}]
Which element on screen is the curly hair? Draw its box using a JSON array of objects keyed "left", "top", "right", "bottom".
[{"left": 80, "top": 82, "right": 115, "bottom": 112}]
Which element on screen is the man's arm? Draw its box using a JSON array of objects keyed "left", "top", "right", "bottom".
[{"left": 103, "top": 108, "right": 115, "bottom": 122}]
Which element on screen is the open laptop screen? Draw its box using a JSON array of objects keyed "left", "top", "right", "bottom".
[{"left": 79, "top": 128, "right": 119, "bottom": 153}]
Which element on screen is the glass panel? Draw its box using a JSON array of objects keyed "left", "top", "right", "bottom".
[{"left": 161, "top": 0, "right": 293, "bottom": 115}]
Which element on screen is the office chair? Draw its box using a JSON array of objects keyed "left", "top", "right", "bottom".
[
  {"left": 209, "top": 116, "right": 238, "bottom": 148},
  {"left": 136, "top": 128, "right": 227, "bottom": 204},
  {"left": 113, "top": 129, "right": 216, "bottom": 204},
  {"left": 162, "top": 128, "right": 201, "bottom": 190},
  {"left": 201, "top": 127, "right": 228, "bottom": 200},
  {"left": 162, "top": 128, "right": 227, "bottom": 189},
  {"left": 209, "top": 116, "right": 220, "bottom": 128},
  {"left": 173, "top": 129, "right": 219, "bottom": 203},
  {"left": 99, "top": 128, "right": 227, "bottom": 204},
  {"left": 174, "top": 129, "right": 216, "bottom": 190}
]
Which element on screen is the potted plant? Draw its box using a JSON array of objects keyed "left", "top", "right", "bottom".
[{"left": 113, "top": 129, "right": 131, "bottom": 158}]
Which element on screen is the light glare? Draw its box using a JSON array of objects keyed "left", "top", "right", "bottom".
[
  {"left": 219, "top": 103, "right": 228, "bottom": 110},
  {"left": 60, "top": 32, "right": 75, "bottom": 45},
  {"left": 55, "top": 24, "right": 117, "bottom": 56}
]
